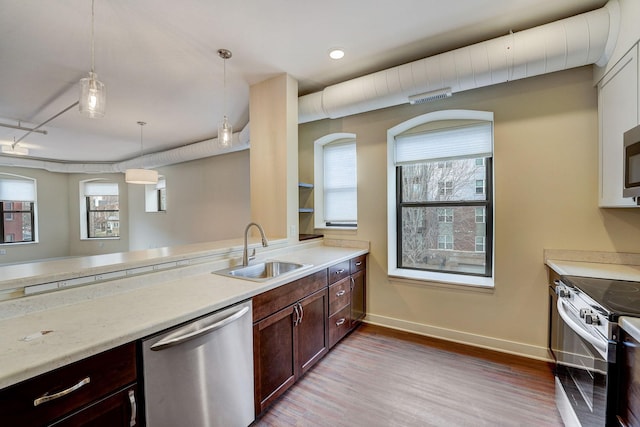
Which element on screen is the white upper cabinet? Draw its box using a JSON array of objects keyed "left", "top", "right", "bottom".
[{"left": 598, "top": 43, "right": 639, "bottom": 207}]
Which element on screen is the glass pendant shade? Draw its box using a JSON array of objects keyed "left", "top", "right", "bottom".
[
  {"left": 125, "top": 168, "right": 158, "bottom": 185},
  {"left": 218, "top": 115, "right": 233, "bottom": 148},
  {"left": 79, "top": 72, "right": 106, "bottom": 118}
]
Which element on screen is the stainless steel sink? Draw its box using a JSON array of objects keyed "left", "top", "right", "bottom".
[{"left": 214, "top": 261, "right": 310, "bottom": 282}]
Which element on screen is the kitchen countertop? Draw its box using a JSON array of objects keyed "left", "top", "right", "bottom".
[
  {"left": 621, "top": 317, "right": 640, "bottom": 342},
  {"left": 545, "top": 249, "right": 640, "bottom": 344},
  {"left": 546, "top": 259, "right": 640, "bottom": 281},
  {"left": 0, "top": 239, "right": 368, "bottom": 390}
]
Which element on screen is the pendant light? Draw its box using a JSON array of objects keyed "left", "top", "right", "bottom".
[
  {"left": 79, "top": 0, "right": 106, "bottom": 118},
  {"left": 217, "top": 48, "right": 233, "bottom": 149},
  {"left": 126, "top": 122, "right": 158, "bottom": 185}
]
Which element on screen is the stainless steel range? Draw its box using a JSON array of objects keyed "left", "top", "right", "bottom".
[{"left": 549, "top": 275, "right": 640, "bottom": 427}]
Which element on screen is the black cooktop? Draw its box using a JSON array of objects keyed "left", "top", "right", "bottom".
[{"left": 561, "top": 275, "right": 640, "bottom": 319}]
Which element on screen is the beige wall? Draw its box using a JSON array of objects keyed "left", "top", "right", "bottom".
[
  {"left": 299, "top": 65, "right": 640, "bottom": 359},
  {"left": 128, "top": 150, "right": 250, "bottom": 250}
]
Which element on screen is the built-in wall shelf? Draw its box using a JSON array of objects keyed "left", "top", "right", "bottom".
[
  {"left": 299, "top": 233, "right": 323, "bottom": 241},
  {"left": 298, "top": 208, "right": 314, "bottom": 213},
  {"left": 298, "top": 182, "right": 314, "bottom": 189}
]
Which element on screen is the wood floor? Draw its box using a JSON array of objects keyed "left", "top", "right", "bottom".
[{"left": 252, "top": 323, "right": 563, "bottom": 427}]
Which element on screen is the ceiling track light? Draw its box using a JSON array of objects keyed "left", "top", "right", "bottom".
[
  {"left": 217, "top": 48, "right": 233, "bottom": 149},
  {"left": 79, "top": 0, "right": 106, "bottom": 118},
  {"left": 125, "top": 121, "right": 158, "bottom": 185}
]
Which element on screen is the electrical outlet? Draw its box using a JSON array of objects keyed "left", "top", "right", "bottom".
[{"left": 0, "top": 249, "right": 6, "bottom": 255}]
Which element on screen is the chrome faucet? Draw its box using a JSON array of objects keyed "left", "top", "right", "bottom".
[{"left": 243, "top": 222, "right": 269, "bottom": 266}]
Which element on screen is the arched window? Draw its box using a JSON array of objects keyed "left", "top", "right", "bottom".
[
  {"left": 387, "top": 110, "right": 494, "bottom": 287},
  {"left": 313, "top": 133, "right": 357, "bottom": 229}
]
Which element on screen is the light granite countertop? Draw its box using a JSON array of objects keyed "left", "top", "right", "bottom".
[
  {"left": 0, "top": 239, "right": 368, "bottom": 390},
  {"left": 621, "top": 317, "right": 640, "bottom": 342}
]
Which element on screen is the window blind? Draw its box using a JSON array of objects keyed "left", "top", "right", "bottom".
[
  {"left": 395, "top": 122, "right": 492, "bottom": 164},
  {"left": 0, "top": 177, "right": 36, "bottom": 201},
  {"left": 83, "top": 181, "right": 119, "bottom": 196},
  {"left": 323, "top": 141, "right": 357, "bottom": 222}
]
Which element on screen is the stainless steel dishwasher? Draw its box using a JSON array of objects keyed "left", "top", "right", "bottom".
[{"left": 141, "top": 300, "right": 254, "bottom": 427}]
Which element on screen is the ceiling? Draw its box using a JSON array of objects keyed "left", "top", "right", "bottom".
[{"left": 0, "top": 0, "right": 607, "bottom": 164}]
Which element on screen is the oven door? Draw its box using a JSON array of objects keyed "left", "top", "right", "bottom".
[{"left": 549, "top": 286, "right": 610, "bottom": 426}]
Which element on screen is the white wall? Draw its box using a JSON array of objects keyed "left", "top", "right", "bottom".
[{"left": 128, "top": 150, "right": 250, "bottom": 250}]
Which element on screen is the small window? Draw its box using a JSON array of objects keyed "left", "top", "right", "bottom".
[
  {"left": 145, "top": 176, "right": 167, "bottom": 212},
  {"left": 437, "top": 234, "right": 453, "bottom": 250},
  {"left": 314, "top": 133, "right": 357, "bottom": 229},
  {"left": 437, "top": 208, "right": 453, "bottom": 223},
  {"left": 80, "top": 180, "right": 119, "bottom": 239},
  {"left": 475, "top": 236, "right": 486, "bottom": 252},
  {"left": 475, "top": 207, "right": 486, "bottom": 223},
  {"left": 0, "top": 174, "right": 37, "bottom": 244},
  {"left": 475, "top": 179, "right": 485, "bottom": 195}
]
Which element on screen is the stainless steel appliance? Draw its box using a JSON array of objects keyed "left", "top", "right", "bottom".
[
  {"left": 141, "top": 300, "right": 254, "bottom": 427},
  {"left": 549, "top": 276, "right": 640, "bottom": 426},
  {"left": 624, "top": 123, "right": 640, "bottom": 202}
]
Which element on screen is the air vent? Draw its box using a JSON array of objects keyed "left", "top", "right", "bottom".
[{"left": 409, "top": 88, "right": 453, "bottom": 105}]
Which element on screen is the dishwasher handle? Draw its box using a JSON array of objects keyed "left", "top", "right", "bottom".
[{"left": 150, "top": 305, "right": 250, "bottom": 351}]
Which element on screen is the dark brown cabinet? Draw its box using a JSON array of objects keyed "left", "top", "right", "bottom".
[
  {"left": 329, "top": 255, "right": 366, "bottom": 348},
  {"left": 252, "top": 270, "right": 328, "bottom": 416},
  {"left": 618, "top": 328, "right": 640, "bottom": 427},
  {"left": 0, "top": 343, "right": 138, "bottom": 427}
]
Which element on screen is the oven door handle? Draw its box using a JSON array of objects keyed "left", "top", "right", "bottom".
[{"left": 557, "top": 298, "right": 608, "bottom": 355}]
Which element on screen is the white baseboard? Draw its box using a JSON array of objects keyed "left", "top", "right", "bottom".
[{"left": 364, "top": 313, "right": 552, "bottom": 362}]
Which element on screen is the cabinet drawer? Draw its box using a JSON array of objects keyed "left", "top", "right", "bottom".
[
  {"left": 253, "top": 270, "right": 328, "bottom": 322},
  {"left": 0, "top": 343, "right": 136, "bottom": 426},
  {"left": 350, "top": 255, "right": 366, "bottom": 274},
  {"left": 329, "top": 278, "right": 350, "bottom": 316},
  {"left": 328, "top": 260, "right": 350, "bottom": 285},
  {"left": 329, "top": 305, "right": 351, "bottom": 348}
]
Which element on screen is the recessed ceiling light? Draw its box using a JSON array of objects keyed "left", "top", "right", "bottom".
[{"left": 329, "top": 48, "right": 345, "bottom": 60}]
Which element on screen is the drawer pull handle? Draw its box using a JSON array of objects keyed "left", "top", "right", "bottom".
[
  {"left": 336, "top": 318, "right": 346, "bottom": 326},
  {"left": 34, "top": 376, "right": 90, "bottom": 406},
  {"left": 336, "top": 269, "right": 345, "bottom": 274},
  {"left": 336, "top": 290, "right": 346, "bottom": 297},
  {"left": 129, "top": 389, "right": 137, "bottom": 426},
  {"left": 355, "top": 262, "right": 362, "bottom": 266}
]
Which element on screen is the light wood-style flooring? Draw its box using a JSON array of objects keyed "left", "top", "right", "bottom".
[{"left": 253, "top": 324, "right": 562, "bottom": 427}]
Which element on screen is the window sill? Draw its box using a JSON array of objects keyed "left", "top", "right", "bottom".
[
  {"left": 388, "top": 268, "right": 494, "bottom": 291},
  {"left": 80, "top": 237, "right": 121, "bottom": 241},
  {"left": 316, "top": 226, "right": 358, "bottom": 231}
]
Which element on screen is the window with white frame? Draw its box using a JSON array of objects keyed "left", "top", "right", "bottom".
[
  {"left": 387, "top": 110, "right": 494, "bottom": 287},
  {"left": 0, "top": 174, "right": 36, "bottom": 244},
  {"left": 80, "top": 180, "right": 120, "bottom": 239},
  {"left": 314, "top": 133, "right": 357, "bottom": 229},
  {"left": 145, "top": 176, "right": 166, "bottom": 212}
]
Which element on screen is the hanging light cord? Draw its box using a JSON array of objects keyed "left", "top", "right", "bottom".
[
  {"left": 138, "top": 121, "right": 146, "bottom": 167},
  {"left": 90, "top": 0, "right": 96, "bottom": 74}
]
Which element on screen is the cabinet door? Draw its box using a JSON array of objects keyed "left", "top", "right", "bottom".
[
  {"left": 296, "top": 288, "right": 328, "bottom": 376},
  {"left": 50, "top": 386, "right": 138, "bottom": 427},
  {"left": 253, "top": 305, "right": 296, "bottom": 415},
  {"left": 350, "top": 269, "right": 366, "bottom": 326},
  {"left": 598, "top": 44, "right": 639, "bottom": 207}
]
